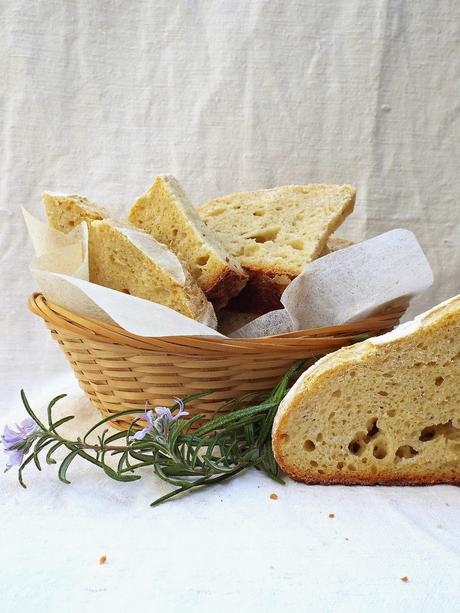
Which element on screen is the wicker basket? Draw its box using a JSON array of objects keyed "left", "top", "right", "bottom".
[{"left": 29, "top": 293, "right": 407, "bottom": 429}]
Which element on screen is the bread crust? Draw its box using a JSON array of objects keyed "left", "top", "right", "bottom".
[
  {"left": 273, "top": 446, "right": 460, "bottom": 486},
  {"left": 272, "top": 295, "right": 460, "bottom": 486},
  {"left": 204, "top": 265, "right": 249, "bottom": 311},
  {"left": 228, "top": 267, "right": 294, "bottom": 314},
  {"left": 229, "top": 236, "right": 356, "bottom": 314}
]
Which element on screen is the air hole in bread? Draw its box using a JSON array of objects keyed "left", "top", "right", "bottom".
[
  {"left": 196, "top": 254, "right": 210, "bottom": 266},
  {"left": 331, "top": 390, "right": 341, "bottom": 398},
  {"left": 387, "top": 409, "right": 396, "bottom": 417},
  {"left": 378, "top": 390, "right": 388, "bottom": 396},
  {"left": 304, "top": 440, "right": 315, "bottom": 452},
  {"left": 373, "top": 441, "right": 387, "bottom": 459},
  {"left": 395, "top": 445, "right": 418, "bottom": 459},
  {"left": 310, "top": 460, "right": 318, "bottom": 467},
  {"left": 367, "top": 418, "right": 379, "bottom": 438},
  {"left": 435, "top": 376, "right": 444, "bottom": 386},
  {"left": 316, "top": 433, "right": 323, "bottom": 442},
  {"left": 206, "top": 207, "right": 225, "bottom": 217},
  {"left": 337, "top": 462, "right": 344, "bottom": 469},
  {"left": 419, "top": 420, "right": 460, "bottom": 442},
  {"left": 289, "top": 239, "right": 304, "bottom": 251},
  {"left": 248, "top": 227, "right": 280, "bottom": 243},
  {"left": 348, "top": 434, "right": 367, "bottom": 456},
  {"left": 252, "top": 210, "right": 265, "bottom": 216}
]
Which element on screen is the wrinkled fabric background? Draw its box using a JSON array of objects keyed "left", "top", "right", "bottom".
[{"left": 1, "top": 2, "right": 459, "bottom": 612}]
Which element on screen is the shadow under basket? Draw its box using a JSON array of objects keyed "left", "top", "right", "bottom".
[{"left": 29, "top": 293, "right": 407, "bottom": 430}]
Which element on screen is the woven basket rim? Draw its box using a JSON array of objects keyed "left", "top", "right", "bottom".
[{"left": 29, "top": 293, "right": 407, "bottom": 351}]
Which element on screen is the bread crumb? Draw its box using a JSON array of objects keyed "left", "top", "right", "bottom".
[
  {"left": 99, "top": 555, "right": 107, "bottom": 565},
  {"left": 400, "top": 576, "right": 408, "bottom": 583},
  {"left": 328, "top": 513, "right": 335, "bottom": 518},
  {"left": 270, "top": 493, "right": 278, "bottom": 500}
]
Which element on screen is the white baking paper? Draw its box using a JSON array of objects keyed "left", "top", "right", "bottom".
[
  {"left": 23, "top": 209, "right": 223, "bottom": 337},
  {"left": 281, "top": 229, "right": 434, "bottom": 330},
  {"left": 230, "top": 229, "right": 433, "bottom": 337}
]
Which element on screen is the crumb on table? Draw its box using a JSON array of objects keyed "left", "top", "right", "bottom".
[
  {"left": 99, "top": 555, "right": 107, "bottom": 565},
  {"left": 270, "top": 493, "right": 278, "bottom": 500},
  {"left": 400, "top": 576, "right": 409, "bottom": 583},
  {"left": 328, "top": 513, "right": 335, "bottom": 518}
]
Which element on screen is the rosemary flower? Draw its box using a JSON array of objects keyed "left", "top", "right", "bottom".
[
  {"left": 133, "top": 398, "right": 189, "bottom": 441},
  {"left": 2, "top": 418, "right": 39, "bottom": 471}
]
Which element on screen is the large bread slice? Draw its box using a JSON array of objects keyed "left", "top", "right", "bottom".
[
  {"left": 272, "top": 295, "right": 460, "bottom": 485},
  {"left": 88, "top": 220, "right": 217, "bottom": 326},
  {"left": 128, "top": 175, "right": 248, "bottom": 310},
  {"left": 43, "top": 192, "right": 109, "bottom": 232},
  {"left": 199, "top": 184, "right": 355, "bottom": 314},
  {"left": 43, "top": 193, "right": 216, "bottom": 326}
]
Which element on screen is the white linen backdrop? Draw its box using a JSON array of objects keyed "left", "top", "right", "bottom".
[{"left": 1, "top": 2, "right": 459, "bottom": 612}]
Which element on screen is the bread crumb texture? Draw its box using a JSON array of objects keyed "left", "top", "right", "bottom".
[
  {"left": 128, "top": 175, "right": 247, "bottom": 309},
  {"left": 43, "top": 192, "right": 109, "bottom": 233},
  {"left": 272, "top": 295, "right": 460, "bottom": 485},
  {"left": 199, "top": 184, "right": 355, "bottom": 277},
  {"left": 89, "top": 219, "right": 216, "bottom": 326}
]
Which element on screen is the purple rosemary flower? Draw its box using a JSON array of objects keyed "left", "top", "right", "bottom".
[
  {"left": 132, "top": 398, "right": 189, "bottom": 442},
  {"left": 2, "top": 418, "right": 39, "bottom": 471},
  {"left": 154, "top": 397, "right": 189, "bottom": 423}
]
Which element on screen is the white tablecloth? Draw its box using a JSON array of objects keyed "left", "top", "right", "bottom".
[{"left": 1, "top": 2, "right": 459, "bottom": 612}]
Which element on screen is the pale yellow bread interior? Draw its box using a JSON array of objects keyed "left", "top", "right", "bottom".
[
  {"left": 199, "top": 184, "right": 355, "bottom": 313},
  {"left": 128, "top": 175, "right": 247, "bottom": 309},
  {"left": 43, "top": 191, "right": 216, "bottom": 326},
  {"left": 43, "top": 192, "right": 110, "bottom": 233},
  {"left": 198, "top": 184, "right": 355, "bottom": 277},
  {"left": 88, "top": 220, "right": 217, "bottom": 326},
  {"left": 272, "top": 295, "right": 460, "bottom": 484}
]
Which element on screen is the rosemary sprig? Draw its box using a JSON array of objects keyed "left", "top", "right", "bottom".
[{"left": 3, "top": 359, "right": 316, "bottom": 506}]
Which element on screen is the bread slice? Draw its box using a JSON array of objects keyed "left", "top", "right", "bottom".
[
  {"left": 88, "top": 220, "right": 217, "bottom": 326},
  {"left": 128, "top": 175, "right": 248, "bottom": 310},
  {"left": 272, "top": 295, "right": 460, "bottom": 485},
  {"left": 199, "top": 184, "right": 355, "bottom": 314},
  {"left": 43, "top": 192, "right": 109, "bottom": 233},
  {"left": 43, "top": 191, "right": 216, "bottom": 325}
]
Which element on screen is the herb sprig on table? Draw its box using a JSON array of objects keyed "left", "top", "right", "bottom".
[{"left": 2, "top": 359, "right": 314, "bottom": 506}]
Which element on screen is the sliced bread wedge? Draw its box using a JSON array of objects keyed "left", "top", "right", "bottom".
[
  {"left": 88, "top": 220, "right": 217, "bottom": 326},
  {"left": 43, "top": 192, "right": 109, "bottom": 233},
  {"left": 128, "top": 175, "right": 248, "bottom": 310},
  {"left": 199, "top": 184, "right": 355, "bottom": 313},
  {"left": 272, "top": 295, "right": 460, "bottom": 485}
]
